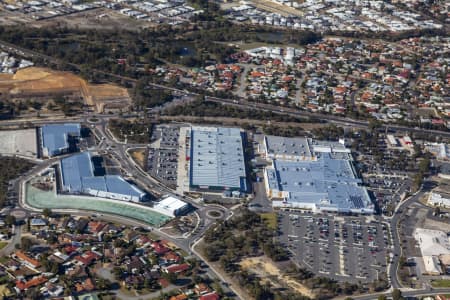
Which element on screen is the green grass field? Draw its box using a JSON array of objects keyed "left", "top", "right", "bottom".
[
  {"left": 0, "top": 242, "right": 8, "bottom": 250},
  {"left": 0, "top": 256, "right": 9, "bottom": 265},
  {"left": 260, "top": 213, "right": 278, "bottom": 230},
  {"left": 431, "top": 279, "right": 450, "bottom": 288}
]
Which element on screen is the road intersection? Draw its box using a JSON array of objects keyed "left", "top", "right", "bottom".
[{"left": 1, "top": 110, "right": 448, "bottom": 300}]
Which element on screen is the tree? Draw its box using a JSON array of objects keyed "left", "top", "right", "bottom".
[
  {"left": 143, "top": 277, "right": 150, "bottom": 290},
  {"left": 418, "top": 158, "right": 430, "bottom": 174},
  {"left": 368, "top": 119, "right": 381, "bottom": 132},
  {"left": 43, "top": 208, "right": 52, "bottom": 218},
  {"left": 112, "top": 267, "right": 124, "bottom": 281},
  {"left": 434, "top": 206, "right": 441, "bottom": 216},
  {"left": 412, "top": 172, "right": 423, "bottom": 191},
  {"left": 5, "top": 215, "right": 16, "bottom": 226},
  {"left": 193, "top": 275, "right": 203, "bottom": 284},
  {"left": 392, "top": 288, "right": 402, "bottom": 300},
  {"left": 378, "top": 295, "right": 387, "bottom": 300},
  {"left": 97, "top": 278, "right": 111, "bottom": 290},
  {"left": 399, "top": 256, "right": 407, "bottom": 267},
  {"left": 163, "top": 271, "right": 177, "bottom": 284},
  {"left": 211, "top": 279, "right": 224, "bottom": 296},
  {"left": 51, "top": 262, "right": 59, "bottom": 274},
  {"left": 21, "top": 237, "right": 33, "bottom": 252}
]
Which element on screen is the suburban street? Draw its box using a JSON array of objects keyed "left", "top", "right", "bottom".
[
  {"left": 2, "top": 108, "right": 448, "bottom": 300},
  {"left": 6, "top": 113, "right": 240, "bottom": 299},
  {"left": 0, "top": 36, "right": 449, "bottom": 300},
  {"left": 0, "top": 2, "right": 449, "bottom": 299}
]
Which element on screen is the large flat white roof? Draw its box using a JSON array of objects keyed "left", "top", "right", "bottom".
[
  {"left": 155, "top": 196, "right": 187, "bottom": 211},
  {"left": 190, "top": 126, "right": 247, "bottom": 191},
  {"left": 264, "top": 135, "right": 350, "bottom": 161},
  {"left": 264, "top": 135, "right": 311, "bottom": 158},
  {"left": 423, "top": 256, "right": 442, "bottom": 275},
  {"left": 414, "top": 228, "right": 450, "bottom": 257}
]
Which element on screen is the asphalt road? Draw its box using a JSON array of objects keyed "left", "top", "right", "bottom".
[
  {"left": 0, "top": 52, "right": 446, "bottom": 298},
  {"left": 0, "top": 225, "right": 21, "bottom": 256},
  {"left": 3, "top": 113, "right": 444, "bottom": 299},
  {"left": 203, "top": 96, "right": 450, "bottom": 138},
  {"left": 343, "top": 288, "right": 450, "bottom": 300},
  {"left": 1, "top": 38, "right": 450, "bottom": 141},
  {"left": 387, "top": 190, "right": 426, "bottom": 289},
  {"left": 9, "top": 115, "right": 239, "bottom": 298}
]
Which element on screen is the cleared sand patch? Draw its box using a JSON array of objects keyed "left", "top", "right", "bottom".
[
  {"left": 240, "top": 256, "right": 315, "bottom": 298},
  {"left": 129, "top": 148, "right": 147, "bottom": 170},
  {"left": 87, "top": 84, "right": 131, "bottom": 112},
  {"left": 0, "top": 74, "right": 13, "bottom": 80},
  {"left": 13, "top": 67, "right": 54, "bottom": 81},
  {"left": 0, "top": 67, "right": 131, "bottom": 112},
  {"left": 1, "top": 67, "right": 84, "bottom": 95},
  {"left": 88, "top": 84, "right": 129, "bottom": 98}
]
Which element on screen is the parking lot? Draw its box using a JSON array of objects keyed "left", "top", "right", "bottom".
[
  {"left": 147, "top": 125, "right": 180, "bottom": 187},
  {"left": 278, "top": 212, "right": 390, "bottom": 283},
  {"left": 0, "top": 129, "right": 37, "bottom": 158}
]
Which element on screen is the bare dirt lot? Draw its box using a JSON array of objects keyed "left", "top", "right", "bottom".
[
  {"left": 129, "top": 148, "right": 147, "bottom": 170},
  {"left": 240, "top": 256, "right": 316, "bottom": 299},
  {"left": 0, "top": 67, "right": 132, "bottom": 112},
  {"left": 6, "top": 67, "right": 85, "bottom": 94},
  {"left": 0, "top": 74, "right": 13, "bottom": 80},
  {"left": 87, "top": 84, "right": 132, "bottom": 112}
]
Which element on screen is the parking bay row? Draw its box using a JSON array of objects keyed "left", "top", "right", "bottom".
[{"left": 278, "top": 212, "right": 390, "bottom": 283}]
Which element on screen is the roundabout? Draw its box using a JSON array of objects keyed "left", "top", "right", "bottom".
[
  {"left": 87, "top": 117, "right": 101, "bottom": 124},
  {"left": 9, "top": 209, "right": 29, "bottom": 221},
  {"left": 205, "top": 208, "right": 225, "bottom": 220}
]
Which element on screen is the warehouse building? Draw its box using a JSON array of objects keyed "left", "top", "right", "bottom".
[
  {"left": 428, "top": 192, "right": 450, "bottom": 208},
  {"left": 188, "top": 126, "right": 247, "bottom": 193},
  {"left": 265, "top": 155, "right": 373, "bottom": 213},
  {"left": 154, "top": 196, "right": 190, "bottom": 217},
  {"left": 263, "top": 135, "right": 312, "bottom": 161},
  {"left": 40, "top": 123, "right": 81, "bottom": 157},
  {"left": 423, "top": 256, "right": 442, "bottom": 275},
  {"left": 263, "top": 135, "right": 372, "bottom": 214},
  {"left": 414, "top": 228, "right": 450, "bottom": 275},
  {"left": 263, "top": 135, "right": 350, "bottom": 162},
  {"left": 60, "top": 152, "right": 146, "bottom": 202},
  {"left": 414, "top": 228, "right": 450, "bottom": 257}
]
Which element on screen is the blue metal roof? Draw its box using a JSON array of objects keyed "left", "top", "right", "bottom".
[
  {"left": 30, "top": 218, "right": 47, "bottom": 226},
  {"left": 267, "top": 153, "right": 371, "bottom": 211},
  {"left": 82, "top": 176, "right": 107, "bottom": 192},
  {"left": 61, "top": 152, "right": 145, "bottom": 200},
  {"left": 61, "top": 152, "right": 94, "bottom": 193},
  {"left": 104, "top": 175, "right": 145, "bottom": 198},
  {"left": 41, "top": 124, "right": 81, "bottom": 156}
]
